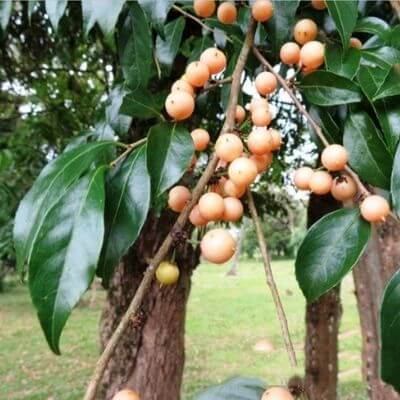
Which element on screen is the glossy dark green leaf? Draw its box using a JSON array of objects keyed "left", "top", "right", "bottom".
[
  {"left": 105, "top": 86, "right": 132, "bottom": 136},
  {"left": 391, "top": 26, "right": 400, "bottom": 49},
  {"left": 326, "top": 0, "right": 358, "bottom": 48},
  {"left": 357, "top": 65, "right": 400, "bottom": 154},
  {"left": 120, "top": 88, "right": 166, "bottom": 120},
  {"left": 45, "top": 0, "right": 67, "bottom": 30},
  {"left": 296, "top": 208, "right": 371, "bottom": 303},
  {"left": 98, "top": 145, "right": 150, "bottom": 286},
  {"left": 343, "top": 111, "right": 393, "bottom": 189},
  {"left": 325, "top": 44, "right": 361, "bottom": 79},
  {"left": 221, "top": 50, "right": 240, "bottom": 110},
  {"left": 391, "top": 144, "right": 400, "bottom": 216},
  {"left": 309, "top": 106, "right": 342, "bottom": 144},
  {"left": 29, "top": 166, "right": 106, "bottom": 354},
  {"left": 354, "top": 17, "right": 390, "bottom": 39},
  {"left": 300, "top": 71, "right": 362, "bottom": 106},
  {"left": 265, "top": 0, "right": 300, "bottom": 60},
  {"left": 82, "top": 0, "right": 125, "bottom": 36},
  {"left": 186, "top": 35, "right": 215, "bottom": 63},
  {"left": 146, "top": 122, "right": 193, "bottom": 197},
  {"left": 373, "top": 65, "right": 400, "bottom": 101},
  {"left": 13, "top": 141, "right": 115, "bottom": 275},
  {"left": 120, "top": 2, "right": 153, "bottom": 89},
  {"left": 0, "top": 0, "right": 12, "bottom": 30},
  {"left": 197, "top": 377, "right": 266, "bottom": 400},
  {"left": 155, "top": 17, "right": 185, "bottom": 73},
  {"left": 380, "top": 269, "right": 400, "bottom": 391},
  {"left": 138, "top": 0, "right": 174, "bottom": 35},
  {"left": 361, "top": 46, "right": 400, "bottom": 71}
]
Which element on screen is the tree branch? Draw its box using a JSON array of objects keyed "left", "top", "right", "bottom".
[
  {"left": 252, "top": 46, "right": 370, "bottom": 198},
  {"left": 83, "top": 18, "right": 257, "bottom": 400},
  {"left": 247, "top": 190, "right": 298, "bottom": 367}
]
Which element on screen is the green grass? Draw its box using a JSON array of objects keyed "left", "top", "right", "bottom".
[{"left": 0, "top": 259, "right": 365, "bottom": 399}]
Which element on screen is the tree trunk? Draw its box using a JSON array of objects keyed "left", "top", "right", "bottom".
[
  {"left": 98, "top": 212, "right": 199, "bottom": 400},
  {"left": 304, "top": 193, "right": 341, "bottom": 400},
  {"left": 353, "top": 219, "right": 400, "bottom": 400}
]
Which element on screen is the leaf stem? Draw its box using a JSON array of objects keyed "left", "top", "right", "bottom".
[
  {"left": 83, "top": 18, "right": 257, "bottom": 400},
  {"left": 109, "top": 138, "right": 147, "bottom": 168},
  {"left": 203, "top": 76, "right": 233, "bottom": 92}
]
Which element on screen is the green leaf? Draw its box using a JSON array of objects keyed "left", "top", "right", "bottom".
[
  {"left": 45, "top": 0, "right": 67, "bottom": 30},
  {"left": 120, "top": 88, "right": 166, "bottom": 120},
  {"left": 29, "top": 166, "right": 107, "bottom": 354},
  {"left": 361, "top": 46, "right": 400, "bottom": 71},
  {"left": 357, "top": 65, "right": 400, "bottom": 154},
  {"left": 137, "top": 0, "right": 174, "bottom": 35},
  {"left": 82, "top": 0, "right": 125, "bottom": 36},
  {"left": 183, "top": 35, "right": 215, "bottom": 64},
  {"left": 296, "top": 208, "right": 371, "bottom": 303},
  {"left": 300, "top": 71, "right": 363, "bottom": 106},
  {"left": 146, "top": 122, "right": 194, "bottom": 198},
  {"left": 120, "top": 2, "right": 153, "bottom": 89},
  {"left": 381, "top": 269, "right": 400, "bottom": 392},
  {"left": 373, "top": 65, "right": 400, "bottom": 101},
  {"left": 28, "top": 1, "right": 37, "bottom": 21},
  {"left": 155, "top": 17, "right": 185, "bottom": 73},
  {"left": 197, "top": 377, "right": 266, "bottom": 400},
  {"left": 98, "top": 145, "right": 151, "bottom": 287},
  {"left": 326, "top": 0, "right": 358, "bottom": 48},
  {"left": 265, "top": 0, "right": 300, "bottom": 60},
  {"left": 391, "top": 144, "right": 400, "bottom": 216},
  {"left": 343, "top": 111, "right": 393, "bottom": 189},
  {"left": 13, "top": 142, "right": 115, "bottom": 275},
  {"left": 325, "top": 44, "right": 361, "bottom": 79},
  {"left": 309, "top": 106, "right": 342, "bottom": 144},
  {"left": 355, "top": 17, "right": 390, "bottom": 39},
  {"left": 0, "top": 0, "right": 12, "bottom": 30},
  {"left": 105, "top": 86, "right": 132, "bottom": 136},
  {"left": 391, "top": 26, "right": 400, "bottom": 49},
  {"left": 221, "top": 50, "right": 240, "bottom": 110}
]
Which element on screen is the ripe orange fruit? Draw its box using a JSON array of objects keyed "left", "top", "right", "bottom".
[
  {"left": 311, "top": 0, "right": 327, "bottom": 10},
  {"left": 255, "top": 71, "right": 278, "bottom": 96},
  {"left": 294, "top": 19, "right": 318, "bottom": 45},
  {"left": 156, "top": 261, "right": 180, "bottom": 285},
  {"left": 165, "top": 92, "right": 195, "bottom": 121},
  {"left": 360, "top": 195, "right": 390, "bottom": 223},
  {"left": 280, "top": 42, "right": 301, "bottom": 65},
  {"left": 293, "top": 166, "right": 314, "bottom": 190},
  {"left": 249, "top": 98, "right": 269, "bottom": 112},
  {"left": 268, "top": 128, "right": 282, "bottom": 150},
  {"left": 331, "top": 175, "right": 357, "bottom": 201},
  {"left": 321, "top": 144, "right": 348, "bottom": 171},
  {"left": 261, "top": 386, "right": 294, "bottom": 400},
  {"left": 300, "top": 40, "right": 325, "bottom": 69},
  {"left": 168, "top": 185, "right": 192, "bottom": 212},
  {"left": 223, "top": 179, "right": 246, "bottom": 198},
  {"left": 250, "top": 153, "right": 273, "bottom": 173},
  {"left": 217, "top": 2, "right": 237, "bottom": 24},
  {"left": 309, "top": 170, "right": 333, "bottom": 195},
  {"left": 215, "top": 133, "right": 243, "bottom": 162},
  {"left": 191, "top": 128, "right": 210, "bottom": 151},
  {"left": 247, "top": 128, "right": 273, "bottom": 155},
  {"left": 228, "top": 157, "right": 258, "bottom": 187},
  {"left": 223, "top": 197, "right": 244, "bottom": 222},
  {"left": 251, "top": 0, "right": 274, "bottom": 22},
  {"left": 171, "top": 79, "right": 195, "bottom": 97},
  {"left": 200, "top": 228, "right": 236, "bottom": 264},
  {"left": 193, "top": 0, "right": 216, "bottom": 18},
  {"left": 200, "top": 48, "right": 227, "bottom": 75},
  {"left": 235, "top": 105, "right": 246, "bottom": 124},
  {"left": 185, "top": 61, "right": 210, "bottom": 87},
  {"left": 251, "top": 107, "right": 272, "bottom": 127},
  {"left": 112, "top": 390, "right": 140, "bottom": 400},
  {"left": 350, "top": 37, "right": 362, "bottom": 49},
  {"left": 189, "top": 205, "right": 208, "bottom": 226},
  {"left": 198, "top": 192, "right": 225, "bottom": 221}
]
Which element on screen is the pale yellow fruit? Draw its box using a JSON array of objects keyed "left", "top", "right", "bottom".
[{"left": 156, "top": 261, "right": 180, "bottom": 285}]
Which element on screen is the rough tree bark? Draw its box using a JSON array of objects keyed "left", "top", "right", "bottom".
[
  {"left": 304, "top": 193, "right": 342, "bottom": 400},
  {"left": 98, "top": 211, "right": 199, "bottom": 400},
  {"left": 353, "top": 218, "right": 400, "bottom": 400}
]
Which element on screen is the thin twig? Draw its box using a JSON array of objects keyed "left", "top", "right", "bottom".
[
  {"left": 109, "top": 138, "right": 147, "bottom": 168},
  {"left": 203, "top": 76, "right": 233, "bottom": 92},
  {"left": 83, "top": 18, "right": 257, "bottom": 400},
  {"left": 252, "top": 46, "right": 370, "bottom": 197},
  {"left": 247, "top": 190, "right": 298, "bottom": 368}
]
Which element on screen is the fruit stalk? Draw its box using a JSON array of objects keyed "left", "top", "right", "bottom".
[
  {"left": 247, "top": 190, "right": 298, "bottom": 368},
  {"left": 83, "top": 17, "right": 257, "bottom": 400}
]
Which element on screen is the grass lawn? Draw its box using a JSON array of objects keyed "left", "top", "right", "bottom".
[{"left": 0, "top": 259, "right": 365, "bottom": 399}]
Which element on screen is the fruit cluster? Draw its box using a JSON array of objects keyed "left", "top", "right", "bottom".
[{"left": 293, "top": 144, "right": 390, "bottom": 223}]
